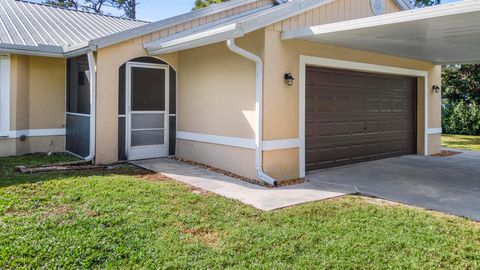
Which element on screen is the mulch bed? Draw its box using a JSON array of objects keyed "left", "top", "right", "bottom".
[
  {"left": 432, "top": 150, "right": 462, "bottom": 157},
  {"left": 173, "top": 157, "right": 307, "bottom": 188}
]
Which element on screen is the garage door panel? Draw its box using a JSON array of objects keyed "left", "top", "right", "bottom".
[{"left": 306, "top": 66, "right": 417, "bottom": 170}]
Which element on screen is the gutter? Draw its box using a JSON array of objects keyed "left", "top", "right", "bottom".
[
  {"left": 146, "top": 0, "right": 335, "bottom": 55},
  {"left": 226, "top": 39, "right": 277, "bottom": 187},
  {"left": 84, "top": 51, "right": 97, "bottom": 162}
]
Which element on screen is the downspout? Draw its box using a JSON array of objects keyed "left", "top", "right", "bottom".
[
  {"left": 85, "top": 51, "right": 97, "bottom": 162},
  {"left": 226, "top": 39, "right": 277, "bottom": 187}
]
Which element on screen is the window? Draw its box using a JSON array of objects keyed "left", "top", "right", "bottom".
[
  {"left": 67, "top": 55, "right": 90, "bottom": 115},
  {"left": 0, "top": 55, "right": 10, "bottom": 137}
]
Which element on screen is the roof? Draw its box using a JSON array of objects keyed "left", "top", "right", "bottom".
[
  {"left": 90, "top": 0, "right": 270, "bottom": 49},
  {"left": 281, "top": 0, "right": 480, "bottom": 64},
  {"left": 0, "top": 0, "right": 147, "bottom": 56},
  {"left": 0, "top": 0, "right": 413, "bottom": 57},
  {"left": 144, "top": 0, "right": 413, "bottom": 55}
]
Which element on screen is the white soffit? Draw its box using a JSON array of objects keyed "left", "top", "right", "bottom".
[{"left": 282, "top": 0, "right": 480, "bottom": 64}]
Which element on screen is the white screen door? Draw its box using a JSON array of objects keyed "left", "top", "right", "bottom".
[{"left": 126, "top": 62, "right": 169, "bottom": 160}]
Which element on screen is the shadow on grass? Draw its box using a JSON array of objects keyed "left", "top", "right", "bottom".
[
  {"left": 0, "top": 153, "right": 154, "bottom": 188},
  {"left": 442, "top": 135, "right": 480, "bottom": 151}
]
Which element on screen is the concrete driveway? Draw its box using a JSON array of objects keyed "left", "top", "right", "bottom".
[{"left": 305, "top": 149, "right": 480, "bottom": 221}]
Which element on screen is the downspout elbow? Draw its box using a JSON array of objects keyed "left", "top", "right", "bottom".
[
  {"left": 84, "top": 51, "right": 96, "bottom": 162},
  {"left": 226, "top": 39, "right": 277, "bottom": 187}
]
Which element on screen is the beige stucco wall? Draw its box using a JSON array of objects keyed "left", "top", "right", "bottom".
[
  {"left": 0, "top": 55, "right": 66, "bottom": 157},
  {"left": 262, "top": 28, "right": 442, "bottom": 179},
  {"left": 177, "top": 140, "right": 257, "bottom": 179},
  {"left": 92, "top": 0, "right": 441, "bottom": 181},
  {"left": 95, "top": 37, "right": 178, "bottom": 164},
  {"left": 173, "top": 30, "right": 266, "bottom": 178},
  {"left": 177, "top": 30, "right": 264, "bottom": 138}
]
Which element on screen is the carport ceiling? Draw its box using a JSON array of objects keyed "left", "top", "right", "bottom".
[{"left": 281, "top": 0, "right": 480, "bottom": 65}]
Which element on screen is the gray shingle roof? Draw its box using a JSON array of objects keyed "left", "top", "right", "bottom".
[{"left": 0, "top": 0, "right": 147, "bottom": 55}]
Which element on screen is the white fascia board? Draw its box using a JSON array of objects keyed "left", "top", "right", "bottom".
[
  {"left": 146, "top": 23, "right": 244, "bottom": 55},
  {"left": 146, "top": 0, "right": 335, "bottom": 55},
  {"left": 240, "top": 0, "right": 335, "bottom": 33},
  {"left": 63, "top": 44, "right": 96, "bottom": 58},
  {"left": 282, "top": 0, "right": 480, "bottom": 40},
  {"left": 144, "top": 4, "right": 273, "bottom": 51},
  {"left": 91, "top": 0, "right": 262, "bottom": 49},
  {"left": 0, "top": 44, "right": 65, "bottom": 58}
]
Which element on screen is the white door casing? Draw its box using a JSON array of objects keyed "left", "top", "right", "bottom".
[{"left": 126, "top": 62, "right": 169, "bottom": 160}]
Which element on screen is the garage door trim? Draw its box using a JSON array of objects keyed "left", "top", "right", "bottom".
[{"left": 299, "top": 55, "right": 429, "bottom": 177}]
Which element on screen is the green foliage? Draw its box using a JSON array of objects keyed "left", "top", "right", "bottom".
[
  {"left": 193, "top": 0, "right": 226, "bottom": 10},
  {"left": 412, "top": 0, "right": 441, "bottom": 7},
  {"left": 442, "top": 65, "right": 480, "bottom": 135},
  {"left": 1, "top": 155, "right": 480, "bottom": 268}
]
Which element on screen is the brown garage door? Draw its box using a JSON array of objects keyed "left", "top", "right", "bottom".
[{"left": 305, "top": 66, "right": 417, "bottom": 171}]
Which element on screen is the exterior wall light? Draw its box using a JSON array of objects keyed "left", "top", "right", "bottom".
[
  {"left": 432, "top": 85, "right": 440, "bottom": 94},
  {"left": 284, "top": 73, "right": 295, "bottom": 86}
]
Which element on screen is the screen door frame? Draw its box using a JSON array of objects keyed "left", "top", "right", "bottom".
[{"left": 125, "top": 61, "right": 169, "bottom": 160}]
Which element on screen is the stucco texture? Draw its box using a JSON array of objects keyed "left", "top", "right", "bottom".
[
  {"left": 261, "top": 28, "right": 441, "bottom": 179},
  {"left": 92, "top": 0, "right": 441, "bottom": 181},
  {"left": 95, "top": 37, "right": 178, "bottom": 164},
  {"left": 0, "top": 55, "right": 66, "bottom": 156}
]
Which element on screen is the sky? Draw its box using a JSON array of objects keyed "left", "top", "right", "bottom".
[
  {"left": 136, "top": 0, "right": 194, "bottom": 21},
  {"left": 32, "top": 0, "right": 461, "bottom": 22},
  {"left": 129, "top": 0, "right": 462, "bottom": 22}
]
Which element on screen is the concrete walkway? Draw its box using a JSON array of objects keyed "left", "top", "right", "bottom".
[
  {"left": 132, "top": 149, "right": 480, "bottom": 221},
  {"left": 305, "top": 149, "right": 480, "bottom": 221},
  {"left": 132, "top": 158, "right": 354, "bottom": 211}
]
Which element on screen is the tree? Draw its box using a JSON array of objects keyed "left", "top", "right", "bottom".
[
  {"left": 442, "top": 65, "right": 480, "bottom": 135},
  {"left": 193, "top": 0, "right": 224, "bottom": 10},
  {"left": 412, "top": 0, "right": 441, "bottom": 7},
  {"left": 44, "top": 0, "right": 138, "bottom": 19}
]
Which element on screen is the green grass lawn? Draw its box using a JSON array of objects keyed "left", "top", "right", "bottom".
[
  {"left": 442, "top": 134, "right": 480, "bottom": 151},
  {"left": 1, "top": 155, "right": 479, "bottom": 269}
]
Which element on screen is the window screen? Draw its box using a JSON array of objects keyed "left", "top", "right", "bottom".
[
  {"left": 67, "top": 55, "right": 90, "bottom": 114},
  {"left": 131, "top": 67, "right": 166, "bottom": 111}
]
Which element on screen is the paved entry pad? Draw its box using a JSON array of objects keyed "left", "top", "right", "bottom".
[{"left": 132, "top": 158, "right": 354, "bottom": 211}]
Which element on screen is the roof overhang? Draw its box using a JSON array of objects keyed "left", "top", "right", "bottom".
[
  {"left": 144, "top": 0, "right": 336, "bottom": 55},
  {"left": 0, "top": 43, "right": 94, "bottom": 58},
  {"left": 282, "top": 0, "right": 480, "bottom": 65},
  {"left": 90, "top": 0, "right": 267, "bottom": 50}
]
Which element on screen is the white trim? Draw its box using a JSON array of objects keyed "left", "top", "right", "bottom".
[
  {"left": 299, "top": 55, "right": 429, "bottom": 177},
  {"left": 146, "top": 0, "right": 337, "bottom": 55},
  {"left": 428, "top": 128, "right": 442, "bottom": 135},
  {"left": 125, "top": 62, "right": 170, "bottom": 160},
  {"left": 8, "top": 128, "right": 66, "bottom": 138},
  {"left": 177, "top": 131, "right": 256, "bottom": 150},
  {"left": 263, "top": 138, "right": 300, "bottom": 151},
  {"left": 65, "top": 112, "right": 90, "bottom": 117},
  {"left": 84, "top": 51, "right": 96, "bottom": 162},
  {"left": 282, "top": 0, "right": 480, "bottom": 40},
  {"left": 0, "top": 55, "right": 10, "bottom": 137},
  {"left": 176, "top": 131, "right": 300, "bottom": 152},
  {"left": 92, "top": 0, "right": 263, "bottom": 49},
  {"left": 147, "top": 24, "right": 243, "bottom": 55}
]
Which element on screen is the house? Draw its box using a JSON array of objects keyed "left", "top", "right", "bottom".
[{"left": 1, "top": 0, "right": 479, "bottom": 185}]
